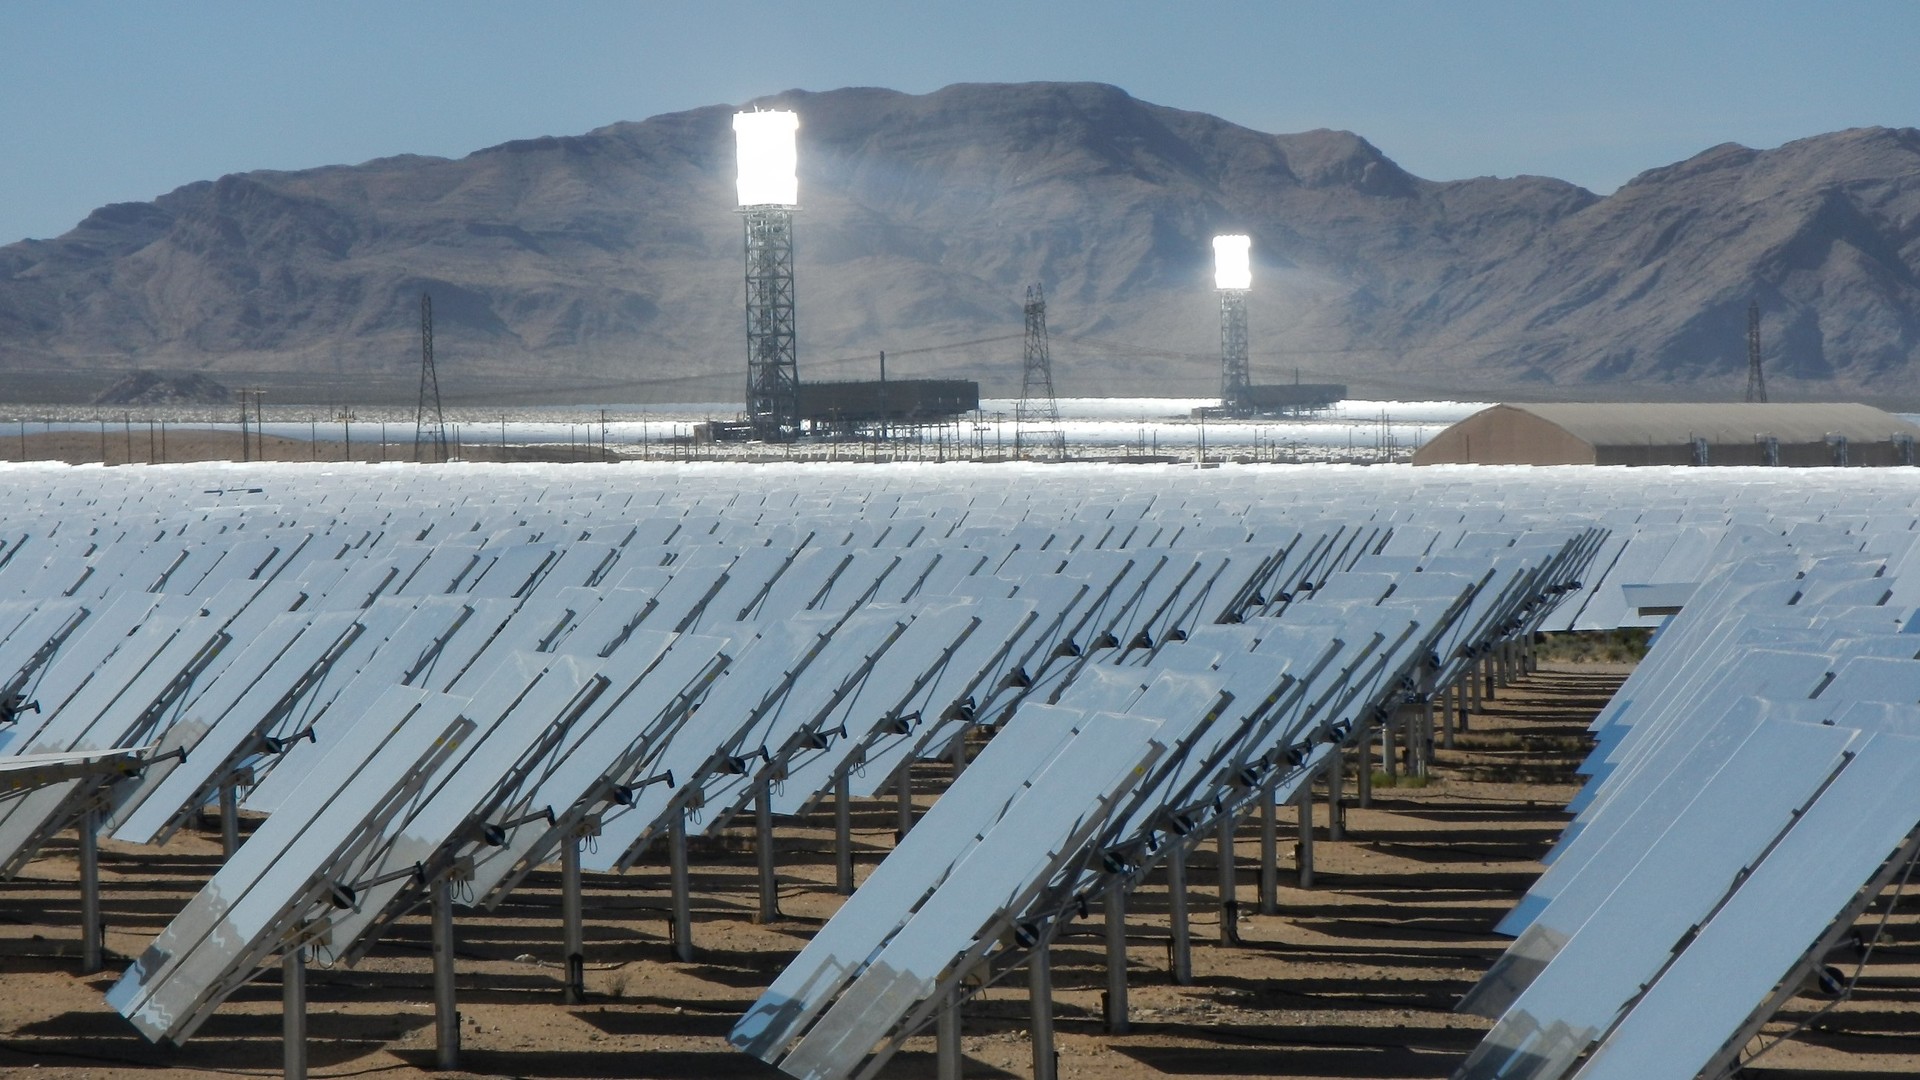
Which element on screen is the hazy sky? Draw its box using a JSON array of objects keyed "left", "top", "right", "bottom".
[{"left": 4, "top": 1, "right": 1915, "bottom": 244}]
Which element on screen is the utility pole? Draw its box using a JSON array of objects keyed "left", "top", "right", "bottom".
[{"left": 238, "top": 388, "right": 266, "bottom": 461}]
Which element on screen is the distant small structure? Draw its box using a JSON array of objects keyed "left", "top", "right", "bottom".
[
  {"left": 414, "top": 292, "right": 449, "bottom": 463},
  {"left": 1745, "top": 300, "right": 1768, "bottom": 404},
  {"left": 1194, "top": 381, "right": 1347, "bottom": 420},
  {"left": 1015, "top": 284, "right": 1064, "bottom": 460},
  {"left": 796, "top": 379, "right": 980, "bottom": 433},
  {"left": 1242, "top": 382, "right": 1348, "bottom": 415},
  {"left": 1413, "top": 403, "right": 1920, "bottom": 467},
  {"left": 91, "top": 371, "right": 231, "bottom": 406}
]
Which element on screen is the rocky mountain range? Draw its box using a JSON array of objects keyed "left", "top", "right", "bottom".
[{"left": 2, "top": 81, "right": 1917, "bottom": 405}]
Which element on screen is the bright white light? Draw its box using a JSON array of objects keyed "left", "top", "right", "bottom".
[
  {"left": 734, "top": 110, "right": 799, "bottom": 207},
  {"left": 1213, "top": 235, "right": 1251, "bottom": 290}
]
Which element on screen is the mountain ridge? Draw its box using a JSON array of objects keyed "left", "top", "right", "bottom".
[{"left": 2, "top": 81, "right": 1917, "bottom": 405}]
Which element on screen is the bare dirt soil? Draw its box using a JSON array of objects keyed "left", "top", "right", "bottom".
[{"left": 3, "top": 663, "right": 1917, "bottom": 1079}]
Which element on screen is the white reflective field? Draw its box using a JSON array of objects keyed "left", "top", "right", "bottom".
[{"left": 0, "top": 458, "right": 1915, "bottom": 1069}]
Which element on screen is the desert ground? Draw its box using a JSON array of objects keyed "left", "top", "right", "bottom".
[{"left": 4, "top": 659, "right": 1918, "bottom": 1080}]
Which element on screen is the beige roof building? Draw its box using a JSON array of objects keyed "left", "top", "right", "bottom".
[{"left": 1412, "top": 403, "right": 1920, "bottom": 467}]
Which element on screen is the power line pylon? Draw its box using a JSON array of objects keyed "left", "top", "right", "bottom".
[
  {"left": 1015, "top": 284, "right": 1064, "bottom": 461},
  {"left": 415, "top": 292, "right": 449, "bottom": 462},
  {"left": 1745, "top": 300, "right": 1768, "bottom": 404}
]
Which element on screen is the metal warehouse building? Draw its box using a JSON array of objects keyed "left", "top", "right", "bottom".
[{"left": 1412, "top": 402, "right": 1920, "bottom": 467}]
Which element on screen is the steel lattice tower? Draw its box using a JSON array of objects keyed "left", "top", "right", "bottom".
[
  {"left": 744, "top": 206, "right": 800, "bottom": 441},
  {"left": 414, "top": 292, "right": 449, "bottom": 462},
  {"left": 1745, "top": 300, "right": 1768, "bottom": 403},
  {"left": 1219, "top": 288, "right": 1251, "bottom": 414},
  {"left": 1015, "top": 284, "right": 1064, "bottom": 461}
]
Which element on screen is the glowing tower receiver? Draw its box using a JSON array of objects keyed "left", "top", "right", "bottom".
[
  {"left": 736, "top": 110, "right": 801, "bottom": 440},
  {"left": 1214, "top": 235, "right": 1252, "bottom": 415},
  {"left": 734, "top": 110, "right": 799, "bottom": 207}
]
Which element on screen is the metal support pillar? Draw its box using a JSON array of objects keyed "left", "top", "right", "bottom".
[
  {"left": 1413, "top": 700, "right": 1434, "bottom": 778},
  {"left": 1258, "top": 784, "right": 1278, "bottom": 915},
  {"left": 950, "top": 731, "right": 969, "bottom": 780},
  {"left": 1217, "top": 811, "right": 1238, "bottom": 945},
  {"left": 1296, "top": 783, "right": 1315, "bottom": 890},
  {"left": 938, "top": 985, "right": 964, "bottom": 1080},
  {"left": 561, "top": 834, "right": 586, "bottom": 1004},
  {"left": 283, "top": 946, "right": 308, "bottom": 1080},
  {"left": 1029, "top": 939, "right": 1057, "bottom": 1080},
  {"left": 1483, "top": 653, "right": 1497, "bottom": 702},
  {"left": 78, "top": 806, "right": 102, "bottom": 974},
  {"left": 218, "top": 782, "right": 240, "bottom": 857},
  {"left": 1356, "top": 725, "right": 1373, "bottom": 808},
  {"left": 1382, "top": 718, "right": 1398, "bottom": 781},
  {"left": 896, "top": 766, "right": 914, "bottom": 838},
  {"left": 1469, "top": 654, "right": 1484, "bottom": 713},
  {"left": 668, "top": 808, "right": 693, "bottom": 961},
  {"left": 756, "top": 778, "right": 780, "bottom": 924},
  {"left": 834, "top": 765, "right": 855, "bottom": 896},
  {"left": 1456, "top": 676, "right": 1471, "bottom": 732},
  {"left": 1167, "top": 843, "right": 1192, "bottom": 984},
  {"left": 432, "top": 876, "right": 460, "bottom": 1070},
  {"left": 1441, "top": 683, "right": 1456, "bottom": 750},
  {"left": 1328, "top": 747, "right": 1345, "bottom": 841},
  {"left": 1105, "top": 888, "right": 1130, "bottom": 1034}
]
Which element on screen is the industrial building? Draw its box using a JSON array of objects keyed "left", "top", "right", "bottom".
[
  {"left": 796, "top": 379, "right": 980, "bottom": 434},
  {"left": 1242, "top": 382, "right": 1347, "bottom": 415},
  {"left": 1412, "top": 402, "right": 1920, "bottom": 467}
]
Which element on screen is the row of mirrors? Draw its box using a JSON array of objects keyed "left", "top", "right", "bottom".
[{"left": 2, "top": 459, "right": 1919, "bottom": 1077}]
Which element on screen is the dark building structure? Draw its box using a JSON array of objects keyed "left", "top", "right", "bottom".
[{"left": 796, "top": 379, "right": 981, "bottom": 434}]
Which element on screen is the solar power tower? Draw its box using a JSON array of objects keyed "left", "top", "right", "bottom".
[
  {"left": 1746, "top": 299, "right": 1768, "bottom": 403},
  {"left": 736, "top": 110, "right": 802, "bottom": 442},
  {"left": 1014, "top": 283, "right": 1065, "bottom": 460},
  {"left": 1215, "top": 235, "right": 1252, "bottom": 415}
]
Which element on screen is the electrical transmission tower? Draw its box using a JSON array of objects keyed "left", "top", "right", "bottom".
[
  {"left": 415, "top": 292, "right": 449, "bottom": 462},
  {"left": 1015, "top": 284, "right": 1064, "bottom": 461},
  {"left": 1745, "top": 300, "right": 1768, "bottom": 403}
]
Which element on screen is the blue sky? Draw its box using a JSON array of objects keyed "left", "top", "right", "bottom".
[{"left": 3, "top": 1, "right": 1915, "bottom": 244}]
